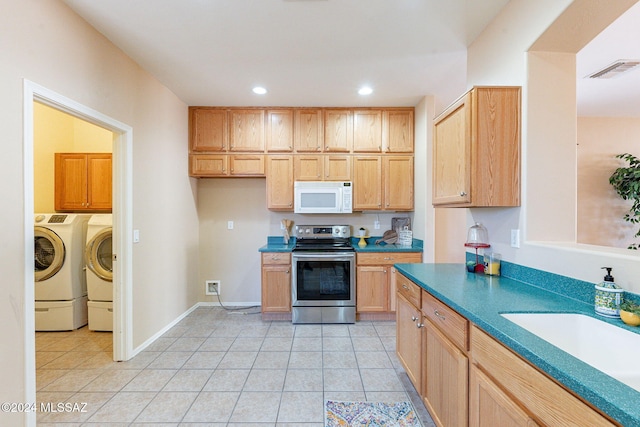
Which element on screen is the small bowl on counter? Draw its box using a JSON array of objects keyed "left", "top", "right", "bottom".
[
  {"left": 619, "top": 301, "right": 640, "bottom": 327},
  {"left": 620, "top": 310, "right": 640, "bottom": 327}
]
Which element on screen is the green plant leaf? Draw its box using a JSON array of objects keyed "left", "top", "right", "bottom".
[{"left": 610, "top": 153, "right": 640, "bottom": 249}]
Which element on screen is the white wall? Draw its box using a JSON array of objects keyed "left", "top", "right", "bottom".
[
  {"left": 196, "top": 177, "right": 417, "bottom": 303},
  {"left": 577, "top": 117, "right": 640, "bottom": 248},
  {"left": 34, "top": 102, "right": 113, "bottom": 212},
  {"left": 0, "top": 1, "right": 198, "bottom": 423},
  {"left": 462, "top": 0, "right": 640, "bottom": 292}
]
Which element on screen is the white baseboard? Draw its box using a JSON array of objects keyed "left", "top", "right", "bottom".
[{"left": 130, "top": 303, "right": 200, "bottom": 357}]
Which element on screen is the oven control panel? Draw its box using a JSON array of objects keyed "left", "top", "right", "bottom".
[{"left": 295, "top": 225, "right": 351, "bottom": 239}]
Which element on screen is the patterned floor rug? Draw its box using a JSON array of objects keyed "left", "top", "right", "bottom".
[{"left": 325, "top": 400, "right": 421, "bottom": 427}]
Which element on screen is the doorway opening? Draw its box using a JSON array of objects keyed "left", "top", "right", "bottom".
[{"left": 23, "top": 80, "right": 133, "bottom": 421}]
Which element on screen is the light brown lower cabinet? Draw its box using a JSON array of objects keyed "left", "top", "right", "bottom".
[
  {"left": 422, "top": 317, "right": 468, "bottom": 427},
  {"left": 469, "top": 364, "right": 539, "bottom": 427},
  {"left": 396, "top": 292, "right": 422, "bottom": 394},
  {"left": 470, "top": 326, "right": 616, "bottom": 427},
  {"left": 396, "top": 273, "right": 618, "bottom": 427},
  {"left": 260, "top": 253, "right": 291, "bottom": 313},
  {"left": 356, "top": 252, "right": 421, "bottom": 314}
]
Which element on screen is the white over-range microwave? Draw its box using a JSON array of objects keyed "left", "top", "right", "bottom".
[{"left": 294, "top": 181, "right": 353, "bottom": 214}]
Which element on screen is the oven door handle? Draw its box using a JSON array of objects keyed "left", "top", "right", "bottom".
[{"left": 292, "top": 252, "right": 355, "bottom": 259}]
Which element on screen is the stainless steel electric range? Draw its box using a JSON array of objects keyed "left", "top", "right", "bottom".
[{"left": 291, "top": 225, "right": 355, "bottom": 324}]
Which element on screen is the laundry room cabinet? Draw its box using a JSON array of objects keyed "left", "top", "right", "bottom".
[{"left": 55, "top": 153, "right": 112, "bottom": 212}]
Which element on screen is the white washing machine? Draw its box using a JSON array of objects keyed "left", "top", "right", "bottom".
[
  {"left": 34, "top": 213, "right": 90, "bottom": 330},
  {"left": 85, "top": 214, "right": 113, "bottom": 331}
]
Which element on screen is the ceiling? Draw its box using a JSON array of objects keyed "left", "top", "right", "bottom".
[
  {"left": 576, "top": 1, "right": 640, "bottom": 117},
  {"left": 62, "top": 0, "right": 639, "bottom": 116}
]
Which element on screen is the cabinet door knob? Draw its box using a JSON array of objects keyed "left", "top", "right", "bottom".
[
  {"left": 411, "top": 316, "right": 418, "bottom": 322},
  {"left": 416, "top": 322, "right": 424, "bottom": 329},
  {"left": 460, "top": 191, "right": 467, "bottom": 197}
]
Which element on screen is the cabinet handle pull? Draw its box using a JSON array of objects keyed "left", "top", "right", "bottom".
[
  {"left": 460, "top": 191, "right": 467, "bottom": 197},
  {"left": 434, "top": 309, "right": 446, "bottom": 320},
  {"left": 402, "top": 284, "right": 409, "bottom": 290}
]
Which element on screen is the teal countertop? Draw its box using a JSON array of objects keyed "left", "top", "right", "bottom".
[
  {"left": 394, "top": 263, "right": 640, "bottom": 426},
  {"left": 258, "top": 236, "right": 423, "bottom": 253},
  {"left": 258, "top": 236, "right": 296, "bottom": 252}
]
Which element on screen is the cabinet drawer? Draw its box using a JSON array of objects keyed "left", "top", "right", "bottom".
[
  {"left": 261, "top": 252, "right": 291, "bottom": 265},
  {"left": 422, "top": 291, "right": 468, "bottom": 351},
  {"left": 396, "top": 273, "right": 421, "bottom": 309},
  {"left": 357, "top": 252, "right": 421, "bottom": 265}
]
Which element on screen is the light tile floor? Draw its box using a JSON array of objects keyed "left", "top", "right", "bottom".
[{"left": 36, "top": 307, "right": 435, "bottom": 426}]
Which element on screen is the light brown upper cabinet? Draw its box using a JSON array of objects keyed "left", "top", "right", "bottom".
[
  {"left": 353, "top": 155, "right": 413, "bottom": 211},
  {"left": 266, "top": 109, "right": 294, "bottom": 152},
  {"left": 55, "top": 153, "right": 112, "bottom": 212},
  {"left": 433, "top": 86, "right": 521, "bottom": 207},
  {"left": 353, "top": 110, "right": 383, "bottom": 152},
  {"left": 229, "top": 109, "right": 265, "bottom": 152},
  {"left": 189, "top": 108, "right": 228, "bottom": 152},
  {"left": 294, "top": 109, "right": 323, "bottom": 152},
  {"left": 384, "top": 109, "right": 414, "bottom": 152},
  {"left": 384, "top": 156, "right": 414, "bottom": 210},
  {"left": 323, "top": 109, "right": 353, "bottom": 152},
  {"left": 266, "top": 155, "right": 294, "bottom": 210},
  {"left": 190, "top": 154, "right": 228, "bottom": 176},
  {"left": 294, "top": 155, "right": 351, "bottom": 181}
]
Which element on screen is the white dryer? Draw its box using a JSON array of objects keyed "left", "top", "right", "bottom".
[
  {"left": 85, "top": 214, "right": 113, "bottom": 331},
  {"left": 34, "top": 213, "right": 90, "bottom": 330},
  {"left": 85, "top": 214, "right": 113, "bottom": 301}
]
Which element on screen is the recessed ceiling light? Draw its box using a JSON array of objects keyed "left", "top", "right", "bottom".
[
  {"left": 252, "top": 86, "right": 267, "bottom": 95},
  {"left": 358, "top": 86, "right": 373, "bottom": 95}
]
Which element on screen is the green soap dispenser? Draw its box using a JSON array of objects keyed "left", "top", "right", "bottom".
[{"left": 594, "top": 267, "right": 624, "bottom": 318}]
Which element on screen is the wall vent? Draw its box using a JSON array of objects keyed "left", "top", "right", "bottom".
[{"left": 587, "top": 60, "right": 640, "bottom": 79}]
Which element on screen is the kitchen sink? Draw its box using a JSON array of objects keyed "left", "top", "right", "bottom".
[{"left": 501, "top": 312, "right": 640, "bottom": 392}]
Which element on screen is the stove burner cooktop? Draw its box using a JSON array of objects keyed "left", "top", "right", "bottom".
[{"left": 293, "top": 225, "right": 354, "bottom": 252}]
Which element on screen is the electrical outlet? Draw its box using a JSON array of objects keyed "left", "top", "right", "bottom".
[
  {"left": 227, "top": 221, "right": 234, "bottom": 230},
  {"left": 510, "top": 229, "right": 520, "bottom": 248},
  {"left": 205, "top": 280, "right": 220, "bottom": 295},
  {"left": 374, "top": 220, "right": 381, "bottom": 230}
]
